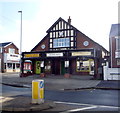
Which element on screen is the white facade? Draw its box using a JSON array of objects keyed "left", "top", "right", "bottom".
[{"left": 4, "top": 53, "right": 20, "bottom": 72}]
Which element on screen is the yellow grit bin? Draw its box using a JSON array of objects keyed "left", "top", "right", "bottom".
[{"left": 32, "top": 80, "right": 44, "bottom": 104}]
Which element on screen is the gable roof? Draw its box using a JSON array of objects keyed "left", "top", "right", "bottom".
[
  {"left": 46, "top": 17, "right": 78, "bottom": 33},
  {"left": 0, "top": 42, "right": 19, "bottom": 50},
  {"left": 0, "top": 42, "right": 12, "bottom": 47},
  {"left": 31, "top": 34, "right": 49, "bottom": 51},
  {"left": 109, "top": 24, "right": 120, "bottom": 37},
  {"left": 32, "top": 17, "right": 108, "bottom": 52}
]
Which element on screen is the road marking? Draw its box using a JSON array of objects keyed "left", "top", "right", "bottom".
[
  {"left": 0, "top": 96, "right": 13, "bottom": 103},
  {"left": 60, "top": 106, "right": 97, "bottom": 113},
  {"left": 54, "top": 101, "right": 119, "bottom": 109}
]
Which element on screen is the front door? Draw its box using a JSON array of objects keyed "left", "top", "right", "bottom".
[
  {"left": 52, "top": 59, "right": 60, "bottom": 75},
  {"left": 36, "top": 61, "right": 41, "bottom": 74}
]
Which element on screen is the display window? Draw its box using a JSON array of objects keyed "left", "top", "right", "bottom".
[
  {"left": 45, "top": 61, "right": 51, "bottom": 72},
  {"left": 8, "top": 63, "right": 12, "bottom": 69},
  {"left": 76, "top": 59, "right": 94, "bottom": 72}
]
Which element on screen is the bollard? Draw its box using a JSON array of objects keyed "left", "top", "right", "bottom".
[{"left": 32, "top": 80, "right": 44, "bottom": 104}]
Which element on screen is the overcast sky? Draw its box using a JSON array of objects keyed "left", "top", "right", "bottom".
[{"left": 0, "top": 0, "right": 119, "bottom": 52}]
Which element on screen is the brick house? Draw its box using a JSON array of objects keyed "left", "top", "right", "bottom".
[
  {"left": 0, "top": 42, "right": 20, "bottom": 73},
  {"left": 21, "top": 17, "right": 109, "bottom": 79},
  {"left": 109, "top": 24, "right": 120, "bottom": 68}
]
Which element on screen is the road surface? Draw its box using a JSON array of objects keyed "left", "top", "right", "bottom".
[{"left": 1, "top": 84, "right": 119, "bottom": 112}]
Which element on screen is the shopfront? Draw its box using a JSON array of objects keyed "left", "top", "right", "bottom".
[
  {"left": 4, "top": 53, "right": 20, "bottom": 72},
  {"left": 21, "top": 49, "right": 100, "bottom": 77}
]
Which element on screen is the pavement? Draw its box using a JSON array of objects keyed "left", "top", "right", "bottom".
[{"left": 0, "top": 73, "right": 120, "bottom": 112}]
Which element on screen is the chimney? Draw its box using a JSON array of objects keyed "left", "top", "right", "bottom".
[{"left": 68, "top": 16, "right": 71, "bottom": 24}]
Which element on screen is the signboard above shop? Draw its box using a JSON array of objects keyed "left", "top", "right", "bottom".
[
  {"left": 72, "top": 51, "right": 92, "bottom": 56},
  {"left": 4, "top": 53, "right": 20, "bottom": 63},
  {"left": 24, "top": 53, "right": 40, "bottom": 58},
  {"left": 46, "top": 53, "right": 63, "bottom": 57}
]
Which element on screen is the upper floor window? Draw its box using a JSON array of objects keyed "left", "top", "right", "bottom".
[
  {"left": 116, "top": 36, "right": 120, "bottom": 51},
  {"left": 53, "top": 38, "right": 70, "bottom": 48},
  {"left": 0, "top": 47, "right": 2, "bottom": 53},
  {"left": 9, "top": 48, "right": 15, "bottom": 54}
]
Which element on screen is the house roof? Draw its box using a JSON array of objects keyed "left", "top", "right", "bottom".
[
  {"left": 46, "top": 17, "right": 78, "bottom": 33},
  {"left": 0, "top": 42, "right": 12, "bottom": 47},
  {"left": 32, "top": 17, "right": 108, "bottom": 52},
  {"left": 0, "top": 42, "right": 19, "bottom": 50},
  {"left": 109, "top": 24, "right": 120, "bottom": 37}
]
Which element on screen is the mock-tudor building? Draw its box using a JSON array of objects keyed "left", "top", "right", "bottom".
[
  {"left": 0, "top": 42, "right": 20, "bottom": 73},
  {"left": 109, "top": 24, "right": 120, "bottom": 68},
  {"left": 21, "top": 17, "right": 109, "bottom": 79}
]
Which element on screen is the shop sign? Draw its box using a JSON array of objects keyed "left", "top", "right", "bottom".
[
  {"left": 46, "top": 53, "right": 63, "bottom": 57},
  {"left": 24, "top": 53, "right": 40, "bottom": 58},
  {"left": 4, "top": 53, "right": 20, "bottom": 63},
  {"left": 115, "top": 51, "right": 120, "bottom": 58},
  {"left": 72, "top": 51, "right": 91, "bottom": 56}
]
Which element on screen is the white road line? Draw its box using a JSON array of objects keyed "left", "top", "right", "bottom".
[
  {"left": 60, "top": 106, "right": 97, "bottom": 113},
  {"left": 0, "top": 96, "right": 13, "bottom": 103},
  {"left": 54, "top": 101, "right": 119, "bottom": 109}
]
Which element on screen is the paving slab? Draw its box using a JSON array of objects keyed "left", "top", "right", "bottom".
[{"left": 1, "top": 96, "right": 55, "bottom": 112}]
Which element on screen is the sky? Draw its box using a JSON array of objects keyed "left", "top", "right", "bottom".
[{"left": 0, "top": 0, "right": 119, "bottom": 52}]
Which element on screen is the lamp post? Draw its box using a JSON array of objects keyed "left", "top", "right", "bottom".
[{"left": 18, "top": 11, "right": 22, "bottom": 77}]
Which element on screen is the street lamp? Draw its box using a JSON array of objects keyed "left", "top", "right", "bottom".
[{"left": 18, "top": 11, "right": 22, "bottom": 77}]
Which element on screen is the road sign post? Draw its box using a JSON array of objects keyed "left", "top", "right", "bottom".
[{"left": 32, "top": 80, "right": 44, "bottom": 104}]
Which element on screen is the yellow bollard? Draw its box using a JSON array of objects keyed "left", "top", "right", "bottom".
[{"left": 32, "top": 80, "right": 44, "bottom": 104}]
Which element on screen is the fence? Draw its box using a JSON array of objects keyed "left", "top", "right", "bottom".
[{"left": 104, "top": 66, "right": 120, "bottom": 80}]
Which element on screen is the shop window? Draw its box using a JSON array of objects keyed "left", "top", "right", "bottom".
[
  {"left": 77, "top": 60, "right": 90, "bottom": 72},
  {"left": 45, "top": 61, "right": 51, "bottom": 72},
  {"left": 8, "top": 63, "right": 12, "bottom": 69},
  {"left": 16, "top": 63, "right": 20, "bottom": 69}
]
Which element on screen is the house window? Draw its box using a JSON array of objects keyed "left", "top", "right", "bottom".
[
  {"left": 53, "top": 38, "right": 70, "bottom": 48},
  {"left": 116, "top": 36, "right": 120, "bottom": 51},
  {"left": 0, "top": 48, "right": 2, "bottom": 53},
  {"left": 9, "top": 48, "right": 15, "bottom": 54}
]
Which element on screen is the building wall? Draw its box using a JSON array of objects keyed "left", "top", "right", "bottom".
[
  {"left": 110, "top": 37, "right": 120, "bottom": 68},
  {"left": 1, "top": 43, "right": 20, "bottom": 73},
  {"left": 32, "top": 35, "right": 49, "bottom": 52},
  {"left": 4, "top": 43, "right": 19, "bottom": 54},
  {"left": 76, "top": 32, "right": 95, "bottom": 49}
]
